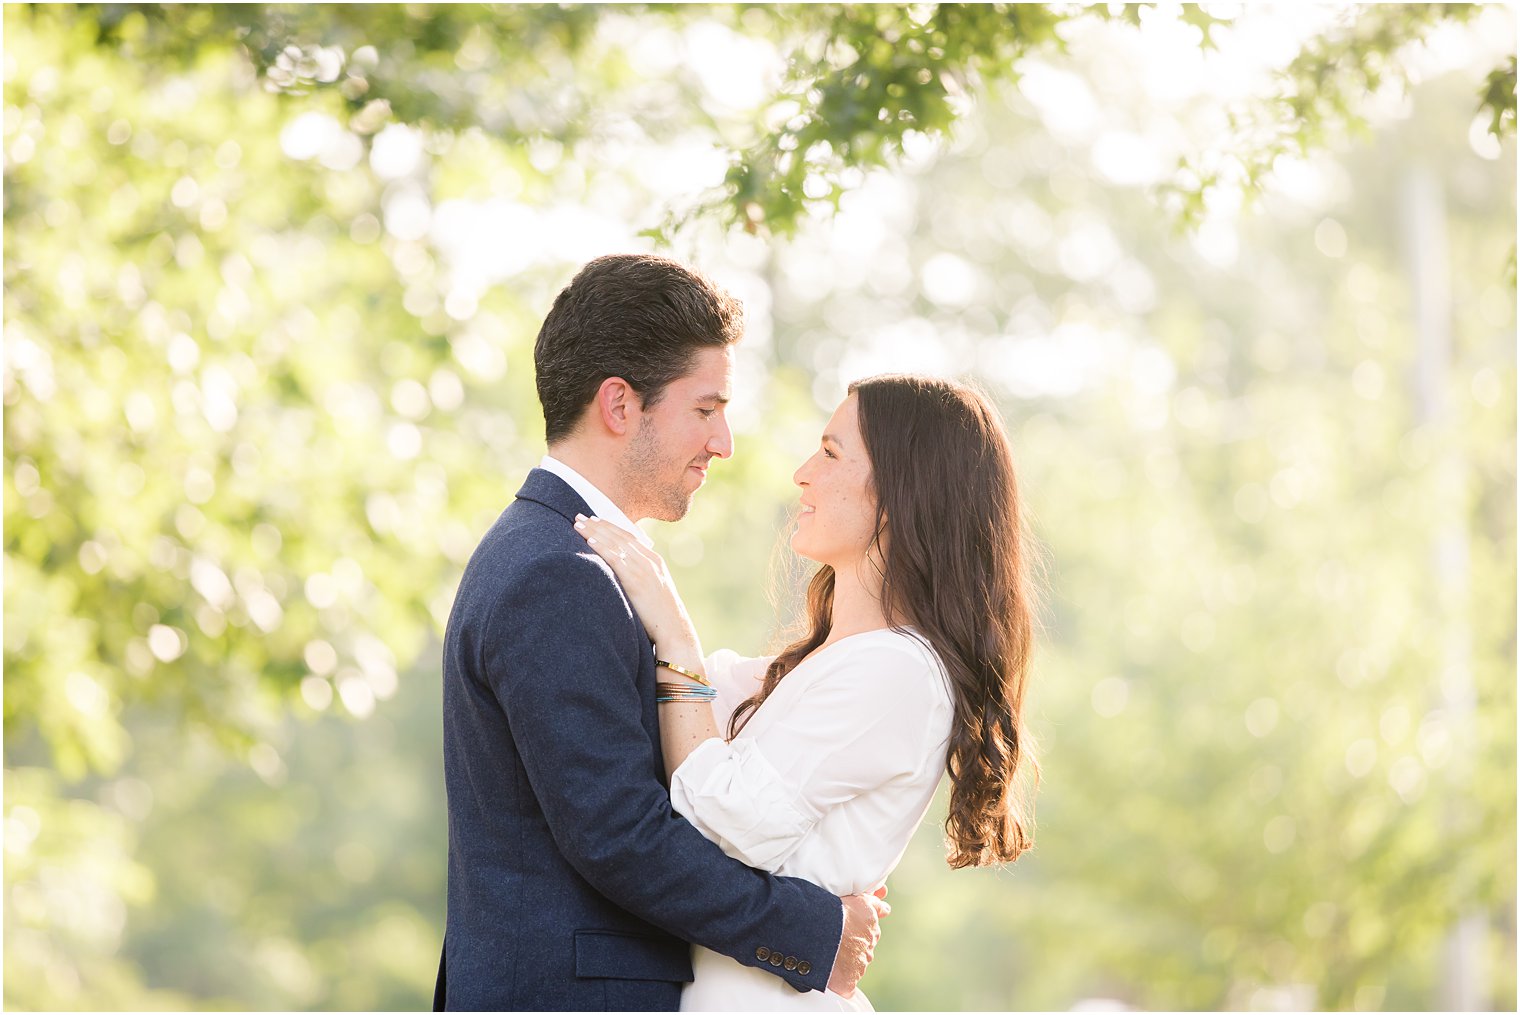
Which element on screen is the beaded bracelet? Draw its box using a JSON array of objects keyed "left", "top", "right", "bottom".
[
  {"left": 655, "top": 658, "right": 710, "bottom": 687},
  {"left": 655, "top": 681, "right": 717, "bottom": 704}
]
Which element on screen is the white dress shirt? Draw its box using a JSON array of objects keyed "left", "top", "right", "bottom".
[{"left": 538, "top": 454, "right": 654, "bottom": 550}]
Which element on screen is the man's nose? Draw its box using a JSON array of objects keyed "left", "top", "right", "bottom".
[{"left": 708, "top": 415, "right": 734, "bottom": 459}]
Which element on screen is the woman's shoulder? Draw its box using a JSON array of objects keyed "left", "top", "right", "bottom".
[
  {"left": 848, "top": 625, "right": 944, "bottom": 664},
  {"left": 823, "top": 627, "right": 953, "bottom": 703}
]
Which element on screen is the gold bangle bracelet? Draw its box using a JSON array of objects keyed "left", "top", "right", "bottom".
[{"left": 655, "top": 658, "right": 710, "bottom": 686}]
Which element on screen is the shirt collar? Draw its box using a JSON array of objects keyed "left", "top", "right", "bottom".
[{"left": 539, "top": 454, "right": 655, "bottom": 549}]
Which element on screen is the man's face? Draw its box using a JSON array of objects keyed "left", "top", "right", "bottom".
[{"left": 620, "top": 346, "right": 735, "bottom": 522}]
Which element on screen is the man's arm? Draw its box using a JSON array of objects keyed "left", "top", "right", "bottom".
[{"left": 486, "top": 551, "right": 851, "bottom": 992}]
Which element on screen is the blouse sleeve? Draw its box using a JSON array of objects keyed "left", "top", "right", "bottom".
[
  {"left": 703, "top": 648, "right": 774, "bottom": 730},
  {"left": 670, "top": 640, "right": 949, "bottom": 871}
]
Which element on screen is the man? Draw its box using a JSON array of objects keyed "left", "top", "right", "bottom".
[{"left": 435, "top": 254, "right": 885, "bottom": 1010}]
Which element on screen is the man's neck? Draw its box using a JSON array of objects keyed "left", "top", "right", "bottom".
[{"left": 546, "top": 440, "right": 641, "bottom": 521}]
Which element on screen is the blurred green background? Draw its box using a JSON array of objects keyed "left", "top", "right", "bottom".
[{"left": 4, "top": 4, "right": 1515, "bottom": 1011}]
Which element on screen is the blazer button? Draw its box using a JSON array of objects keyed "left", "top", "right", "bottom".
[
  {"left": 756, "top": 946, "right": 771, "bottom": 961},
  {"left": 784, "top": 956, "right": 798, "bottom": 971},
  {"left": 797, "top": 961, "right": 812, "bottom": 976},
  {"left": 769, "top": 953, "right": 783, "bottom": 967}
]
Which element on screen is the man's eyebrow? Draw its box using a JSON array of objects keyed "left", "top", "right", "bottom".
[{"left": 697, "top": 392, "right": 730, "bottom": 404}]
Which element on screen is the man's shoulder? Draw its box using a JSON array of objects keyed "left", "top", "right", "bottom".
[{"left": 465, "top": 510, "right": 630, "bottom": 616}]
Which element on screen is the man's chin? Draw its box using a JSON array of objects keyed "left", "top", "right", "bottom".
[{"left": 650, "top": 492, "right": 695, "bottom": 523}]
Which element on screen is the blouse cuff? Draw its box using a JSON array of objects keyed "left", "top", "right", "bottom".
[
  {"left": 703, "top": 649, "right": 773, "bottom": 729},
  {"left": 668, "top": 736, "right": 818, "bottom": 870}
]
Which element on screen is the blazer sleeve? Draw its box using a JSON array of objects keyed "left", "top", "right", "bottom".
[{"left": 485, "top": 551, "right": 843, "bottom": 992}]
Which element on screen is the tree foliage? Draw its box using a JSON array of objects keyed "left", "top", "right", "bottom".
[{"left": 49, "top": 3, "right": 1517, "bottom": 235}]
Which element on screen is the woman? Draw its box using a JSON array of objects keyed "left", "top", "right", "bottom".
[{"left": 574, "top": 374, "right": 1039, "bottom": 1011}]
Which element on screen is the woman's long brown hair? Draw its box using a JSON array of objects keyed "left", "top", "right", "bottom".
[{"left": 727, "top": 374, "right": 1040, "bottom": 868}]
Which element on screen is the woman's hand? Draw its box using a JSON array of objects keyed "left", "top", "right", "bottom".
[{"left": 574, "top": 514, "right": 702, "bottom": 666}]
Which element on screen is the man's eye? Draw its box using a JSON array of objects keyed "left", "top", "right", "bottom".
[{"left": 698, "top": 407, "right": 717, "bottom": 418}]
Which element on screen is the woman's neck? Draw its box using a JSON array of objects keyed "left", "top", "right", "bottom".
[{"left": 824, "top": 555, "right": 891, "bottom": 642}]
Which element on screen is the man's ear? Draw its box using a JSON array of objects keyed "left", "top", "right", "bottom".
[{"left": 595, "top": 376, "right": 640, "bottom": 437}]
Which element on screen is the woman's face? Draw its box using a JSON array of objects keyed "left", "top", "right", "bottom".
[{"left": 791, "top": 394, "right": 880, "bottom": 571}]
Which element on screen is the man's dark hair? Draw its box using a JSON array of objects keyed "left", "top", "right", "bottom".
[{"left": 534, "top": 254, "right": 744, "bottom": 443}]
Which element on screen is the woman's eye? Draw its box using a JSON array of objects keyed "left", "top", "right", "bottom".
[{"left": 822, "top": 447, "right": 836, "bottom": 459}]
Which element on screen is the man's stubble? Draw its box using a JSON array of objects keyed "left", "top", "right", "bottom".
[{"left": 620, "top": 416, "right": 695, "bottom": 523}]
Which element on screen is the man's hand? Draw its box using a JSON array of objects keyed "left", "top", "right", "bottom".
[{"left": 827, "top": 889, "right": 891, "bottom": 997}]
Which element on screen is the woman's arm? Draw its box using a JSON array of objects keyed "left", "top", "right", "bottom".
[
  {"left": 574, "top": 513, "right": 724, "bottom": 779},
  {"left": 644, "top": 620, "right": 719, "bottom": 782},
  {"left": 665, "top": 641, "right": 945, "bottom": 871}
]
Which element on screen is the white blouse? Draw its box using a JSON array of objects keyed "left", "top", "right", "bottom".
[{"left": 670, "top": 628, "right": 955, "bottom": 1011}]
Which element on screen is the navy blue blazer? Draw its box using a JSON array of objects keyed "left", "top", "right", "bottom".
[{"left": 435, "top": 468, "right": 843, "bottom": 1011}]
